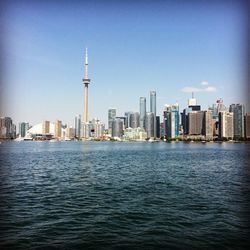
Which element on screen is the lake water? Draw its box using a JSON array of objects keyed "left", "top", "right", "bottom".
[{"left": 0, "top": 141, "right": 250, "bottom": 249}]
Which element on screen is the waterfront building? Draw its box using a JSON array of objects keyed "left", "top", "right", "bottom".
[
  {"left": 18, "top": 122, "right": 29, "bottom": 138},
  {"left": 229, "top": 104, "right": 245, "bottom": 139},
  {"left": 156, "top": 116, "right": 160, "bottom": 138},
  {"left": 54, "top": 120, "right": 62, "bottom": 139},
  {"left": 188, "top": 111, "right": 204, "bottom": 136},
  {"left": 139, "top": 97, "right": 146, "bottom": 129},
  {"left": 150, "top": 91, "right": 156, "bottom": 138},
  {"left": 74, "top": 115, "right": 81, "bottom": 139},
  {"left": 81, "top": 123, "right": 90, "bottom": 139},
  {"left": 204, "top": 110, "right": 213, "bottom": 140},
  {"left": 163, "top": 104, "right": 179, "bottom": 140},
  {"left": 28, "top": 122, "right": 63, "bottom": 140},
  {"left": 108, "top": 108, "right": 117, "bottom": 132},
  {"left": 188, "top": 93, "right": 200, "bottom": 111},
  {"left": 209, "top": 99, "right": 227, "bottom": 121},
  {"left": 89, "top": 118, "right": 105, "bottom": 139},
  {"left": 65, "top": 127, "right": 75, "bottom": 140},
  {"left": 181, "top": 107, "right": 192, "bottom": 135},
  {"left": 245, "top": 113, "right": 250, "bottom": 139},
  {"left": 145, "top": 112, "right": 154, "bottom": 139},
  {"left": 129, "top": 112, "right": 140, "bottom": 128},
  {"left": 124, "top": 111, "right": 132, "bottom": 129},
  {"left": 116, "top": 117, "right": 126, "bottom": 129},
  {"left": 42, "top": 121, "right": 50, "bottom": 134},
  {"left": 0, "top": 117, "right": 16, "bottom": 139},
  {"left": 123, "top": 127, "right": 147, "bottom": 141},
  {"left": 112, "top": 118, "right": 123, "bottom": 138},
  {"left": 218, "top": 111, "right": 234, "bottom": 139}
]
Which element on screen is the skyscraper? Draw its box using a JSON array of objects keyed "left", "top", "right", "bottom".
[
  {"left": 74, "top": 115, "right": 81, "bottom": 139},
  {"left": 150, "top": 91, "right": 156, "bottom": 138},
  {"left": 163, "top": 104, "right": 179, "bottom": 140},
  {"left": 54, "top": 120, "right": 62, "bottom": 139},
  {"left": 139, "top": 97, "right": 146, "bottom": 129},
  {"left": 82, "top": 48, "right": 91, "bottom": 124},
  {"left": 218, "top": 111, "right": 234, "bottom": 139},
  {"left": 0, "top": 117, "right": 15, "bottom": 139},
  {"left": 188, "top": 111, "right": 204, "bottom": 135},
  {"left": 145, "top": 112, "right": 154, "bottom": 138},
  {"left": 204, "top": 110, "right": 213, "bottom": 140},
  {"left": 42, "top": 121, "right": 50, "bottom": 134},
  {"left": 112, "top": 118, "right": 123, "bottom": 138},
  {"left": 229, "top": 104, "right": 245, "bottom": 139},
  {"left": 245, "top": 113, "right": 250, "bottom": 139},
  {"left": 129, "top": 112, "right": 140, "bottom": 128},
  {"left": 108, "top": 108, "right": 116, "bottom": 132},
  {"left": 18, "top": 122, "right": 29, "bottom": 138}
]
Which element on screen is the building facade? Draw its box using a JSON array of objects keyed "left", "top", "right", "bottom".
[
  {"left": 139, "top": 97, "right": 146, "bottom": 129},
  {"left": 150, "top": 91, "right": 156, "bottom": 138},
  {"left": 163, "top": 104, "right": 179, "bottom": 139},
  {"left": 218, "top": 111, "right": 234, "bottom": 139},
  {"left": 245, "top": 113, "right": 250, "bottom": 139},
  {"left": 112, "top": 118, "right": 123, "bottom": 138},
  {"left": 188, "top": 111, "right": 204, "bottom": 136},
  {"left": 19, "top": 122, "right": 29, "bottom": 138},
  {"left": 229, "top": 104, "right": 245, "bottom": 139},
  {"left": 54, "top": 120, "right": 62, "bottom": 139},
  {"left": 129, "top": 112, "right": 140, "bottom": 128},
  {"left": 108, "top": 109, "right": 117, "bottom": 132},
  {"left": 145, "top": 112, "right": 154, "bottom": 139}
]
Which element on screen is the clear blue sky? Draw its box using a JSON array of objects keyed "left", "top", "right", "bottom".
[{"left": 1, "top": 0, "right": 248, "bottom": 127}]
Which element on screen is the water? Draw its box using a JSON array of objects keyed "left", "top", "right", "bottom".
[{"left": 0, "top": 141, "right": 250, "bottom": 249}]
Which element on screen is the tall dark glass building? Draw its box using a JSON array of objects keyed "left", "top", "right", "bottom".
[
  {"left": 150, "top": 91, "right": 156, "bottom": 138},
  {"left": 139, "top": 97, "right": 146, "bottom": 129}
]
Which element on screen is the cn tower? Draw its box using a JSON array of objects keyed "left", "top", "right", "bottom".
[{"left": 82, "top": 48, "right": 91, "bottom": 123}]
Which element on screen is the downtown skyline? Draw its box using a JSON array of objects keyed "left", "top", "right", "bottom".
[{"left": 1, "top": 0, "right": 249, "bottom": 127}]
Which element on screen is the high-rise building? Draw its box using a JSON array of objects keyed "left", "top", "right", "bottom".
[
  {"left": 74, "top": 115, "right": 81, "bottom": 139},
  {"left": 218, "top": 111, "right": 234, "bottom": 139},
  {"left": 42, "top": 121, "right": 50, "bottom": 134},
  {"left": 150, "top": 91, "right": 156, "bottom": 138},
  {"left": 112, "top": 118, "right": 123, "bottom": 138},
  {"left": 89, "top": 118, "right": 105, "bottom": 139},
  {"left": 65, "top": 127, "right": 75, "bottom": 140},
  {"left": 229, "top": 104, "right": 245, "bottom": 139},
  {"left": 163, "top": 104, "right": 179, "bottom": 139},
  {"left": 156, "top": 116, "right": 160, "bottom": 138},
  {"left": 145, "top": 112, "right": 154, "bottom": 138},
  {"left": 124, "top": 111, "right": 132, "bottom": 129},
  {"left": 108, "top": 108, "right": 116, "bottom": 132},
  {"left": 188, "top": 111, "right": 204, "bottom": 135},
  {"left": 245, "top": 113, "right": 250, "bottom": 139},
  {"left": 0, "top": 117, "right": 15, "bottom": 139},
  {"left": 116, "top": 117, "right": 126, "bottom": 129},
  {"left": 204, "top": 110, "right": 213, "bottom": 140},
  {"left": 188, "top": 93, "right": 200, "bottom": 111},
  {"left": 18, "top": 122, "right": 29, "bottom": 137},
  {"left": 129, "top": 112, "right": 140, "bottom": 128},
  {"left": 54, "top": 120, "right": 62, "bottom": 139},
  {"left": 81, "top": 122, "right": 90, "bottom": 138},
  {"left": 181, "top": 107, "right": 192, "bottom": 135},
  {"left": 139, "top": 97, "right": 146, "bottom": 129}
]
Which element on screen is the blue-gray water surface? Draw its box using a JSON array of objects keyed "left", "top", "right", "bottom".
[{"left": 0, "top": 141, "right": 250, "bottom": 250}]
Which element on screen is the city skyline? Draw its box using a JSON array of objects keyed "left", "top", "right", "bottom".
[{"left": 1, "top": 0, "right": 249, "bottom": 127}]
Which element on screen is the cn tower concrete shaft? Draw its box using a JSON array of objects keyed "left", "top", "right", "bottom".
[{"left": 82, "top": 48, "right": 91, "bottom": 123}]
